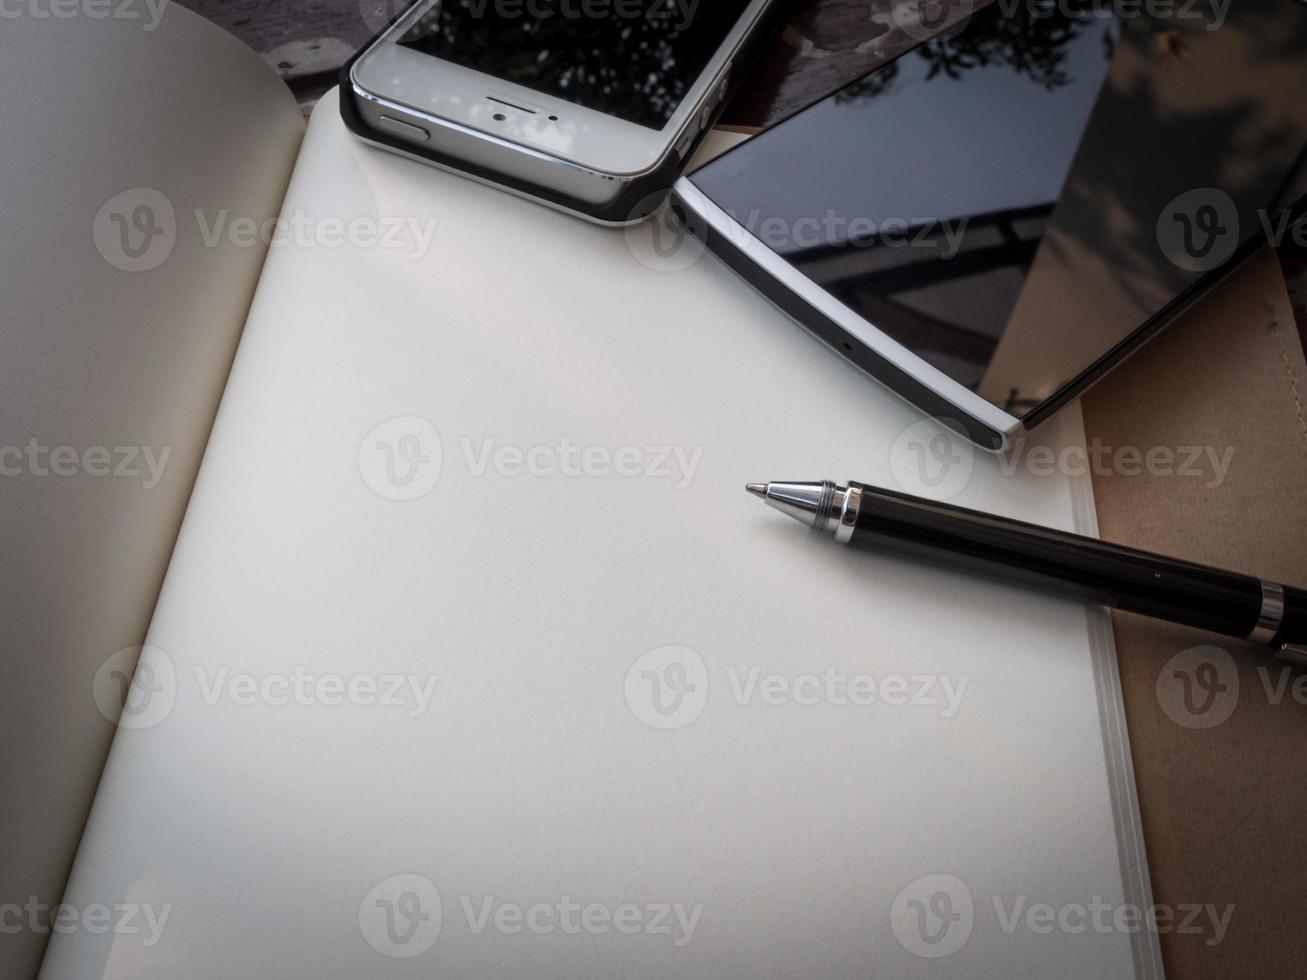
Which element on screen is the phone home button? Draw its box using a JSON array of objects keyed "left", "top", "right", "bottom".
[{"left": 377, "top": 115, "right": 430, "bottom": 142}]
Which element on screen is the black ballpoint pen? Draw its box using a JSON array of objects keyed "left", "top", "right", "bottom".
[{"left": 747, "top": 480, "right": 1307, "bottom": 663}]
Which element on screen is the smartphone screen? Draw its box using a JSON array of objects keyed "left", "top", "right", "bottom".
[
  {"left": 397, "top": 0, "right": 752, "bottom": 129},
  {"left": 685, "top": 1, "right": 1307, "bottom": 418}
]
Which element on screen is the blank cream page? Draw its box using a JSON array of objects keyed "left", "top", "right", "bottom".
[
  {"left": 0, "top": 9, "right": 302, "bottom": 977},
  {"left": 43, "top": 90, "right": 1155, "bottom": 979}
]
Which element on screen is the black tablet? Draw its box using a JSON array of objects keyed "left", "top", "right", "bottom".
[{"left": 672, "top": 0, "right": 1307, "bottom": 449}]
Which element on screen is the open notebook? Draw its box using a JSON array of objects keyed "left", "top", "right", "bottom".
[{"left": 2, "top": 8, "right": 1162, "bottom": 978}]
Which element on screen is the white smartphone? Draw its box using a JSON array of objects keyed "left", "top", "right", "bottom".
[{"left": 343, "top": 0, "right": 781, "bottom": 225}]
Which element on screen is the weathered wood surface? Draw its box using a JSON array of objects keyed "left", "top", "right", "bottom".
[{"left": 172, "top": 0, "right": 959, "bottom": 126}]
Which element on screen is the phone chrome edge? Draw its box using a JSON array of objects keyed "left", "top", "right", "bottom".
[
  {"left": 345, "top": 123, "right": 650, "bottom": 227},
  {"left": 671, "top": 175, "right": 1022, "bottom": 452},
  {"left": 350, "top": 79, "right": 626, "bottom": 180}
]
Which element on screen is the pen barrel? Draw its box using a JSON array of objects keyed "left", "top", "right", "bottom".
[{"left": 846, "top": 483, "right": 1272, "bottom": 642}]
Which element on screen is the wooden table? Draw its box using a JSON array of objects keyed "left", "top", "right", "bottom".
[{"left": 173, "top": 0, "right": 929, "bottom": 127}]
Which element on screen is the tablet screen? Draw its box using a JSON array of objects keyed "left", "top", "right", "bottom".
[{"left": 685, "top": 0, "right": 1307, "bottom": 418}]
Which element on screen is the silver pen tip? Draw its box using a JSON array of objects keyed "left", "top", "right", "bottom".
[{"left": 745, "top": 482, "right": 768, "bottom": 499}]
